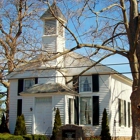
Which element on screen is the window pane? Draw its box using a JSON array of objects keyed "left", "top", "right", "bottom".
[
  {"left": 68, "top": 98, "right": 75, "bottom": 124},
  {"left": 24, "top": 79, "right": 35, "bottom": 90},
  {"left": 80, "top": 76, "right": 92, "bottom": 92},
  {"left": 80, "top": 97, "right": 92, "bottom": 125},
  {"left": 128, "top": 102, "right": 132, "bottom": 127},
  {"left": 118, "top": 99, "right": 127, "bottom": 126}
]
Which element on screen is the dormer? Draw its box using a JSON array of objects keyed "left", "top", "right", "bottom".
[{"left": 40, "top": 2, "right": 67, "bottom": 37}]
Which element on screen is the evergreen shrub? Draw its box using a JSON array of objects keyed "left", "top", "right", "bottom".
[
  {"left": 100, "top": 108, "right": 111, "bottom": 140},
  {"left": 14, "top": 114, "right": 27, "bottom": 135},
  {"left": 23, "top": 135, "right": 33, "bottom": 140},
  {"left": 51, "top": 108, "right": 61, "bottom": 140},
  {"left": 31, "top": 134, "right": 48, "bottom": 140},
  {"left": 0, "top": 134, "right": 48, "bottom": 140},
  {"left": 0, "top": 113, "right": 10, "bottom": 133}
]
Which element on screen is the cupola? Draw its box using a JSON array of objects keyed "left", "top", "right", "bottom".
[{"left": 40, "top": 2, "right": 66, "bottom": 37}]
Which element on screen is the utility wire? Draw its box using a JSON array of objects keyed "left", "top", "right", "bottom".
[
  {"left": 62, "top": 0, "right": 132, "bottom": 91},
  {"left": 61, "top": 0, "right": 117, "bottom": 89},
  {"left": 8, "top": 71, "right": 133, "bottom": 79},
  {"left": 8, "top": 1, "right": 133, "bottom": 80},
  {"left": 0, "top": 62, "right": 131, "bottom": 67}
]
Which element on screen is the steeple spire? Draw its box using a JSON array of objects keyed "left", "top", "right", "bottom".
[{"left": 40, "top": 2, "right": 66, "bottom": 22}]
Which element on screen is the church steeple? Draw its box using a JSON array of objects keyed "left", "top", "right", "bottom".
[
  {"left": 41, "top": 3, "right": 66, "bottom": 67},
  {"left": 41, "top": 2, "right": 66, "bottom": 84}
]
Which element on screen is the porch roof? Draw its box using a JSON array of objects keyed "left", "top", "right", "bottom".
[{"left": 20, "top": 83, "right": 78, "bottom": 95}]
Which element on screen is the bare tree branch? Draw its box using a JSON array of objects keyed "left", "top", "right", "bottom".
[{"left": 66, "top": 52, "right": 115, "bottom": 84}]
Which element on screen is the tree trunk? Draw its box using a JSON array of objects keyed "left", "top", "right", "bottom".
[{"left": 131, "top": 87, "right": 140, "bottom": 140}]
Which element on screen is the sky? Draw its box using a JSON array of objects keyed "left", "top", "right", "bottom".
[
  {"left": 0, "top": 0, "right": 133, "bottom": 92},
  {"left": 60, "top": 0, "right": 133, "bottom": 80},
  {"left": 101, "top": 54, "right": 132, "bottom": 79}
]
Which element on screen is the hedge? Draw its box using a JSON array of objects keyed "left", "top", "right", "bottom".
[
  {"left": 0, "top": 134, "right": 48, "bottom": 140},
  {"left": 0, "top": 133, "right": 24, "bottom": 140},
  {"left": 23, "top": 134, "right": 48, "bottom": 140}
]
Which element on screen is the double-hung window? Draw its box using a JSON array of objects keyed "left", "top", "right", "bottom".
[
  {"left": 79, "top": 76, "right": 92, "bottom": 92},
  {"left": 24, "top": 79, "right": 35, "bottom": 91},
  {"left": 80, "top": 97, "right": 92, "bottom": 125},
  {"left": 80, "top": 96, "right": 99, "bottom": 126},
  {"left": 73, "top": 74, "right": 99, "bottom": 93},
  {"left": 118, "top": 99, "right": 126, "bottom": 126}
]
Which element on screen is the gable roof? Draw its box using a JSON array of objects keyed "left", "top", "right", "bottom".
[
  {"left": 40, "top": 2, "right": 66, "bottom": 22},
  {"left": 6, "top": 51, "right": 132, "bottom": 85}
]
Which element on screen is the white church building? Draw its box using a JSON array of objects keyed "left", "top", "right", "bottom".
[{"left": 8, "top": 3, "right": 132, "bottom": 139}]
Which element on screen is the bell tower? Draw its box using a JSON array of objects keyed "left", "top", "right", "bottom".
[{"left": 41, "top": 2, "right": 67, "bottom": 64}]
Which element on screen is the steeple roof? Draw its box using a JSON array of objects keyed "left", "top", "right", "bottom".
[{"left": 40, "top": 2, "right": 66, "bottom": 22}]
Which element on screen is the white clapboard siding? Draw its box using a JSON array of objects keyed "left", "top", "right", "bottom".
[
  {"left": 56, "top": 71, "right": 65, "bottom": 85},
  {"left": 22, "top": 97, "right": 34, "bottom": 134},
  {"left": 52, "top": 95, "right": 65, "bottom": 125},
  {"left": 42, "top": 36, "right": 56, "bottom": 53},
  {"left": 9, "top": 80, "right": 18, "bottom": 134},
  {"left": 109, "top": 75, "right": 132, "bottom": 137},
  {"left": 56, "top": 37, "right": 65, "bottom": 53},
  {"left": 42, "top": 36, "right": 57, "bottom": 66}
]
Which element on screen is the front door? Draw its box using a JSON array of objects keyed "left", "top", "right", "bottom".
[{"left": 35, "top": 97, "right": 52, "bottom": 134}]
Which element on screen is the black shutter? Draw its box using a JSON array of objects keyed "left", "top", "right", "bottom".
[
  {"left": 18, "top": 79, "right": 24, "bottom": 95},
  {"left": 92, "top": 74, "right": 99, "bottom": 92},
  {"left": 17, "top": 99, "right": 22, "bottom": 116},
  {"left": 73, "top": 76, "right": 79, "bottom": 93},
  {"left": 74, "top": 97, "right": 79, "bottom": 125},
  {"left": 69, "top": 98, "right": 71, "bottom": 124},
  {"left": 92, "top": 96, "right": 99, "bottom": 125},
  {"left": 128, "top": 102, "right": 130, "bottom": 127},
  {"left": 35, "top": 78, "right": 38, "bottom": 84},
  {"left": 124, "top": 100, "right": 126, "bottom": 126},
  {"left": 118, "top": 99, "right": 121, "bottom": 126}
]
